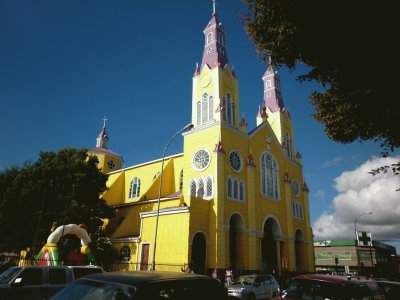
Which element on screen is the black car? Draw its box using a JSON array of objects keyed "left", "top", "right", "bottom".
[
  {"left": 273, "top": 274, "right": 385, "bottom": 300},
  {"left": 0, "top": 265, "right": 104, "bottom": 300},
  {"left": 51, "top": 271, "right": 228, "bottom": 300},
  {"left": 375, "top": 280, "right": 400, "bottom": 300}
]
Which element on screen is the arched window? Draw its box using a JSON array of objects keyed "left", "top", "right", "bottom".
[
  {"left": 202, "top": 96, "right": 208, "bottom": 123},
  {"left": 207, "top": 32, "right": 213, "bottom": 44},
  {"left": 179, "top": 169, "right": 183, "bottom": 190},
  {"left": 223, "top": 93, "right": 236, "bottom": 126},
  {"left": 206, "top": 176, "right": 213, "bottom": 198},
  {"left": 198, "top": 93, "right": 214, "bottom": 125},
  {"left": 209, "top": 96, "right": 214, "bottom": 121},
  {"left": 239, "top": 181, "right": 244, "bottom": 201},
  {"left": 190, "top": 180, "right": 197, "bottom": 197},
  {"left": 233, "top": 179, "right": 238, "bottom": 199},
  {"left": 196, "top": 101, "right": 201, "bottom": 125},
  {"left": 198, "top": 178, "right": 205, "bottom": 198},
  {"left": 227, "top": 96, "right": 232, "bottom": 124},
  {"left": 227, "top": 177, "right": 232, "bottom": 198},
  {"left": 231, "top": 102, "right": 236, "bottom": 126},
  {"left": 260, "top": 152, "right": 280, "bottom": 199},
  {"left": 218, "top": 32, "right": 224, "bottom": 45},
  {"left": 129, "top": 177, "right": 141, "bottom": 198},
  {"left": 299, "top": 203, "right": 303, "bottom": 219},
  {"left": 284, "top": 132, "right": 292, "bottom": 158}
]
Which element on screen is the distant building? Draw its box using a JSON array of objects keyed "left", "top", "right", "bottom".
[
  {"left": 88, "top": 5, "right": 315, "bottom": 276},
  {"left": 314, "top": 239, "right": 398, "bottom": 277}
]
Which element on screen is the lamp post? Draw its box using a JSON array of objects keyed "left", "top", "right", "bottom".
[
  {"left": 354, "top": 211, "right": 372, "bottom": 271},
  {"left": 151, "top": 123, "right": 194, "bottom": 271}
]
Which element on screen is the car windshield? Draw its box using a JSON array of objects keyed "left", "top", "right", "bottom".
[
  {"left": 51, "top": 279, "right": 135, "bottom": 300},
  {"left": 234, "top": 276, "right": 255, "bottom": 285},
  {"left": 0, "top": 267, "right": 21, "bottom": 283}
]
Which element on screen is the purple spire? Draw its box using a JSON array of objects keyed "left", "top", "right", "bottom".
[
  {"left": 96, "top": 117, "right": 109, "bottom": 148},
  {"left": 262, "top": 60, "right": 285, "bottom": 112},
  {"left": 200, "top": 11, "right": 229, "bottom": 69}
]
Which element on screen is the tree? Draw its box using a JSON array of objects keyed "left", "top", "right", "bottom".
[
  {"left": 243, "top": 0, "right": 400, "bottom": 152},
  {"left": 0, "top": 148, "right": 114, "bottom": 252}
]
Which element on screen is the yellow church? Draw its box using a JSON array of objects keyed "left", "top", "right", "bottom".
[{"left": 88, "top": 7, "right": 315, "bottom": 277}]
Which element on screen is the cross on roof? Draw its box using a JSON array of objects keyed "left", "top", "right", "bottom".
[
  {"left": 358, "top": 231, "right": 372, "bottom": 246},
  {"left": 102, "top": 116, "right": 108, "bottom": 128}
]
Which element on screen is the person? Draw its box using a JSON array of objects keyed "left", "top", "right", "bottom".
[
  {"left": 181, "top": 263, "right": 193, "bottom": 273},
  {"left": 212, "top": 268, "right": 218, "bottom": 279},
  {"left": 225, "top": 266, "right": 233, "bottom": 285}
]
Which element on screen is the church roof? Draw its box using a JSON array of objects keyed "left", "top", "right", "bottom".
[{"left": 88, "top": 146, "right": 123, "bottom": 160}]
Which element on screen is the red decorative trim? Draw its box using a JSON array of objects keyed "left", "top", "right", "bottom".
[
  {"left": 240, "top": 117, "right": 247, "bottom": 127},
  {"left": 247, "top": 153, "right": 255, "bottom": 167},
  {"left": 260, "top": 106, "right": 268, "bottom": 118},
  {"left": 303, "top": 182, "right": 310, "bottom": 192},
  {"left": 214, "top": 141, "right": 225, "bottom": 153},
  {"left": 215, "top": 103, "right": 224, "bottom": 112},
  {"left": 284, "top": 171, "right": 291, "bottom": 183},
  {"left": 295, "top": 151, "right": 302, "bottom": 159}
]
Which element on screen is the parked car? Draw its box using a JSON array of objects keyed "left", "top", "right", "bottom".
[
  {"left": 51, "top": 270, "right": 228, "bottom": 300},
  {"left": 375, "top": 280, "right": 400, "bottom": 300},
  {"left": 0, "top": 265, "right": 104, "bottom": 300},
  {"left": 227, "top": 274, "right": 280, "bottom": 299},
  {"left": 272, "top": 274, "right": 385, "bottom": 300}
]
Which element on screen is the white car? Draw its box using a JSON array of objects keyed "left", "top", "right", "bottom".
[{"left": 227, "top": 274, "right": 280, "bottom": 299}]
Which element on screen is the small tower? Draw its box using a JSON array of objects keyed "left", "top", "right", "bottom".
[
  {"left": 263, "top": 58, "right": 296, "bottom": 158},
  {"left": 191, "top": 3, "right": 240, "bottom": 130},
  {"left": 88, "top": 117, "right": 123, "bottom": 173}
]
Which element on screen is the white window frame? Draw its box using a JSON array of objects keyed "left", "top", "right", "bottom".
[
  {"left": 129, "top": 177, "right": 141, "bottom": 199},
  {"left": 260, "top": 152, "right": 280, "bottom": 199}
]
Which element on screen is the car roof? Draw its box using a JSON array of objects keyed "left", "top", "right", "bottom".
[
  {"left": 293, "top": 274, "right": 372, "bottom": 284},
  {"left": 375, "top": 280, "right": 400, "bottom": 285},
  {"left": 81, "top": 271, "right": 215, "bottom": 286}
]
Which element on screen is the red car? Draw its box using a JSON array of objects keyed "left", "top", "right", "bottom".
[{"left": 273, "top": 274, "right": 385, "bottom": 300}]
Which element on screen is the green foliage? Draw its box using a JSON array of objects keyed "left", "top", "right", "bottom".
[
  {"left": 0, "top": 148, "right": 113, "bottom": 252},
  {"left": 243, "top": 0, "right": 400, "bottom": 151}
]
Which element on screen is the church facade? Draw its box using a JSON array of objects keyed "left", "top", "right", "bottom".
[{"left": 89, "top": 8, "right": 315, "bottom": 276}]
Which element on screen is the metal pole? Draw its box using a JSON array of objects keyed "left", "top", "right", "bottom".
[{"left": 151, "top": 123, "right": 193, "bottom": 271}]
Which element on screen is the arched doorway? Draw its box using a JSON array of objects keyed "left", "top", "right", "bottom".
[
  {"left": 261, "top": 217, "right": 281, "bottom": 274},
  {"left": 229, "top": 213, "right": 245, "bottom": 275},
  {"left": 192, "top": 232, "right": 207, "bottom": 274},
  {"left": 295, "top": 229, "right": 304, "bottom": 272}
]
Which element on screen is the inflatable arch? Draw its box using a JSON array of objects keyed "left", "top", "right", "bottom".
[{"left": 34, "top": 224, "right": 96, "bottom": 266}]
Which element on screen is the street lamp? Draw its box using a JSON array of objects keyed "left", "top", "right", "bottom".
[
  {"left": 354, "top": 211, "right": 372, "bottom": 270},
  {"left": 151, "top": 123, "right": 194, "bottom": 271}
]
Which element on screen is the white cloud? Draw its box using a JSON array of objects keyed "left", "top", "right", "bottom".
[
  {"left": 313, "top": 156, "right": 400, "bottom": 241},
  {"left": 322, "top": 156, "right": 343, "bottom": 168},
  {"left": 314, "top": 189, "right": 326, "bottom": 202}
]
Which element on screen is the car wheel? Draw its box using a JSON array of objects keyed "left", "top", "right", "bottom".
[{"left": 248, "top": 294, "right": 256, "bottom": 300}]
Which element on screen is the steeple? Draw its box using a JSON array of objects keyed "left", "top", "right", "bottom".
[
  {"left": 89, "top": 117, "right": 123, "bottom": 173},
  {"left": 96, "top": 117, "right": 109, "bottom": 148},
  {"left": 200, "top": 1, "right": 229, "bottom": 69},
  {"left": 263, "top": 58, "right": 285, "bottom": 112}
]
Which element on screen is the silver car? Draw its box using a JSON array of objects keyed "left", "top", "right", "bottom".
[{"left": 227, "top": 274, "right": 280, "bottom": 299}]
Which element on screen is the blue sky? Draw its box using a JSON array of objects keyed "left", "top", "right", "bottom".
[{"left": 1, "top": 0, "right": 399, "bottom": 250}]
